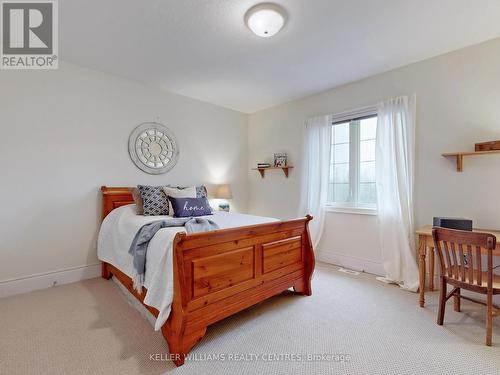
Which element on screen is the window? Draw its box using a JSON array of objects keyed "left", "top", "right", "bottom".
[{"left": 328, "top": 114, "right": 377, "bottom": 209}]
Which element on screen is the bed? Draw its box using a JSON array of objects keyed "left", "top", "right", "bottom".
[{"left": 99, "top": 186, "right": 315, "bottom": 366}]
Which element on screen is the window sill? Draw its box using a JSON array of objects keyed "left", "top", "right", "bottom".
[{"left": 324, "top": 205, "right": 377, "bottom": 216}]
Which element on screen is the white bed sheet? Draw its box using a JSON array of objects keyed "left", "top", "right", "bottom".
[{"left": 97, "top": 204, "right": 278, "bottom": 330}]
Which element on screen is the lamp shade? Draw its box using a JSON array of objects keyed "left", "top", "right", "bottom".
[{"left": 214, "top": 184, "right": 233, "bottom": 199}]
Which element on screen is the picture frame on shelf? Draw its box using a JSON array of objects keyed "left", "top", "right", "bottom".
[{"left": 274, "top": 153, "right": 287, "bottom": 167}]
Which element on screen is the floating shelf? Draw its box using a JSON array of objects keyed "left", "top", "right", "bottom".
[
  {"left": 252, "top": 166, "right": 294, "bottom": 178},
  {"left": 442, "top": 150, "right": 500, "bottom": 172}
]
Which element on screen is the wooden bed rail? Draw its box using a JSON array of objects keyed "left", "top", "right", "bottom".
[{"left": 100, "top": 186, "right": 315, "bottom": 366}]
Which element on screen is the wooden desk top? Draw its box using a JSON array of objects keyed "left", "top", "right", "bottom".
[{"left": 416, "top": 225, "right": 500, "bottom": 241}]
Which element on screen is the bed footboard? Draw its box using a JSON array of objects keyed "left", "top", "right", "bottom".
[
  {"left": 100, "top": 186, "right": 314, "bottom": 367},
  {"left": 162, "top": 216, "right": 314, "bottom": 365}
]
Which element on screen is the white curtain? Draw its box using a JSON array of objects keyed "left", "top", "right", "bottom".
[
  {"left": 299, "top": 115, "right": 332, "bottom": 249},
  {"left": 375, "top": 95, "right": 419, "bottom": 292}
]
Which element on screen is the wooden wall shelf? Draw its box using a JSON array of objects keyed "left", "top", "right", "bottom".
[
  {"left": 442, "top": 150, "right": 500, "bottom": 172},
  {"left": 252, "top": 166, "right": 294, "bottom": 178}
]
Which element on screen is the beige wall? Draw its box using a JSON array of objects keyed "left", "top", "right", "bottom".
[
  {"left": 248, "top": 38, "right": 500, "bottom": 273},
  {"left": 0, "top": 62, "right": 248, "bottom": 281},
  {"left": 2, "top": 38, "right": 500, "bottom": 283}
]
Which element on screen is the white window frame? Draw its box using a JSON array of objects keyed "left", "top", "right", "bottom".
[{"left": 326, "top": 107, "right": 378, "bottom": 215}]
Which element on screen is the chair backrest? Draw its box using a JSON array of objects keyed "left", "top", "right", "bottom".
[{"left": 432, "top": 227, "right": 496, "bottom": 287}]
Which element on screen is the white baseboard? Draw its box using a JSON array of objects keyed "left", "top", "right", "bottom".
[
  {"left": 0, "top": 263, "right": 101, "bottom": 298},
  {"left": 318, "top": 251, "right": 385, "bottom": 276}
]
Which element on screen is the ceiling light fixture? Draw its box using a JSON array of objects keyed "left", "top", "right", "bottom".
[{"left": 245, "top": 3, "right": 286, "bottom": 38}]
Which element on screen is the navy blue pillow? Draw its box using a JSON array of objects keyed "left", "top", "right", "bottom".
[{"left": 168, "top": 197, "right": 213, "bottom": 218}]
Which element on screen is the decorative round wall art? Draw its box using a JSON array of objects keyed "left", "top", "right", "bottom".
[{"left": 128, "top": 122, "right": 179, "bottom": 174}]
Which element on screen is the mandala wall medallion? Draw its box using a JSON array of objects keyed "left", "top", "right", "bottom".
[{"left": 128, "top": 122, "right": 179, "bottom": 174}]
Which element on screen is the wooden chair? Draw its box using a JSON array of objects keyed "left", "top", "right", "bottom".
[{"left": 432, "top": 227, "right": 499, "bottom": 345}]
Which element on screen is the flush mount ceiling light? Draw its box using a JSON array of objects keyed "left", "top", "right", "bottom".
[{"left": 245, "top": 3, "right": 286, "bottom": 38}]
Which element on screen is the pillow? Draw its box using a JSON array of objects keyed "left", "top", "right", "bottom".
[
  {"left": 134, "top": 185, "right": 207, "bottom": 216},
  {"left": 131, "top": 187, "right": 144, "bottom": 215},
  {"left": 196, "top": 185, "right": 208, "bottom": 198},
  {"left": 163, "top": 186, "right": 197, "bottom": 215},
  {"left": 168, "top": 197, "right": 213, "bottom": 218},
  {"left": 167, "top": 185, "right": 207, "bottom": 198},
  {"left": 137, "top": 185, "right": 169, "bottom": 216}
]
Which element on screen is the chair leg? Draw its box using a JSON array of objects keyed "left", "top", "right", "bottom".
[
  {"left": 486, "top": 291, "right": 493, "bottom": 346},
  {"left": 437, "top": 277, "right": 447, "bottom": 326},
  {"left": 453, "top": 288, "right": 461, "bottom": 312}
]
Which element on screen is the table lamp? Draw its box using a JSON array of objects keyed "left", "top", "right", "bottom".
[{"left": 214, "top": 184, "right": 233, "bottom": 212}]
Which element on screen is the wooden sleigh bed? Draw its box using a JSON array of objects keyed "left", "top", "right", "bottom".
[{"left": 100, "top": 186, "right": 315, "bottom": 366}]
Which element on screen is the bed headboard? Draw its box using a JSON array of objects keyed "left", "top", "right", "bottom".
[{"left": 101, "top": 186, "right": 134, "bottom": 220}]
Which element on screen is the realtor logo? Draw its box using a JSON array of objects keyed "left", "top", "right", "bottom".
[{"left": 1, "top": 0, "right": 58, "bottom": 69}]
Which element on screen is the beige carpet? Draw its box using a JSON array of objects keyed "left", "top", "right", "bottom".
[{"left": 1, "top": 263, "right": 500, "bottom": 375}]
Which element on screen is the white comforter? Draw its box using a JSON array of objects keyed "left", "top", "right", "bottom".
[{"left": 97, "top": 204, "right": 277, "bottom": 330}]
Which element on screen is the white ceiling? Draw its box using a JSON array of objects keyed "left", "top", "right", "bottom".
[{"left": 61, "top": 0, "right": 500, "bottom": 113}]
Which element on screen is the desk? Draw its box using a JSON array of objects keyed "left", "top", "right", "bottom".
[{"left": 416, "top": 225, "right": 500, "bottom": 307}]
